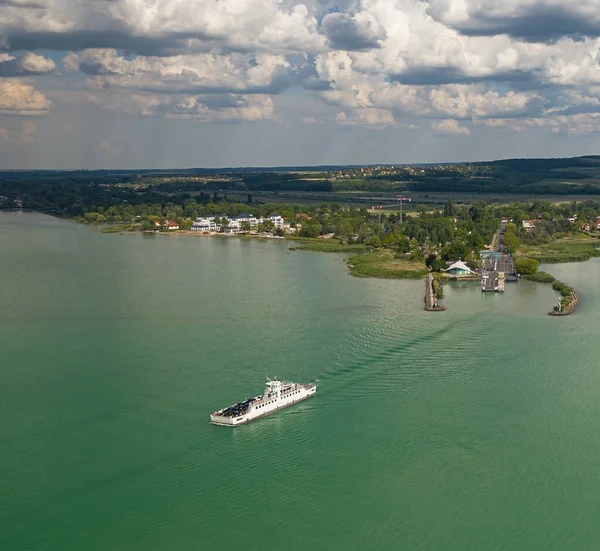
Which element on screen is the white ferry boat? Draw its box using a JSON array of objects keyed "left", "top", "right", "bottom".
[{"left": 210, "top": 377, "right": 316, "bottom": 426}]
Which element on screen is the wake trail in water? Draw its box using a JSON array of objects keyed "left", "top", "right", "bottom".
[{"left": 314, "top": 317, "right": 496, "bottom": 405}]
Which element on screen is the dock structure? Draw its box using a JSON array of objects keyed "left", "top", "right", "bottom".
[
  {"left": 481, "top": 219, "right": 513, "bottom": 292},
  {"left": 481, "top": 271, "right": 505, "bottom": 292}
]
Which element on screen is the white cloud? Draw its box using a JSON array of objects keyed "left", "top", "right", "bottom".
[
  {"left": 83, "top": 88, "right": 275, "bottom": 122},
  {"left": 0, "top": 51, "right": 56, "bottom": 76},
  {"left": 431, "top": 118, "right": 471, "bottom": 135},
  {"left": 480, "top": 112, "right": 600, "bottom": 136},
  {"left": 336, "top": 107, "right": 396, "bottom": 126},
  {"left": 18, "top": 52, "right": 56, "bottom": 74},
  {"left": 5, "top": 0, "right": 600, "bottom": 139},
  {"left": 0, "top": 0, "right": 326, "bottom": 53},
  {"left": 64, "top": 49, "right": 292, "bottom": 94},
  {"left": 0, "top": 80, "right": 52, "bottom": 115},
  {"left": 427, "top": 0, "right": 600, "bottom": 41}
]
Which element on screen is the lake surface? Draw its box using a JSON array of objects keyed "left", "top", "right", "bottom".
[{"left": 2, "top": 211, "right": 600, "bottom": 550}]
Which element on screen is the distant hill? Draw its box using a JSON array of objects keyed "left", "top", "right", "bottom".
[{"left": 3, "top": 156, "right": 600, "bottom": 196}]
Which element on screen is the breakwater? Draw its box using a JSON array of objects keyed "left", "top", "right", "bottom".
[
  {"left": 424, "top": 273, "right": 446, "bottom": 311},
  {"left": 549, "top": 286, "right": 579, "bottom": 316}
]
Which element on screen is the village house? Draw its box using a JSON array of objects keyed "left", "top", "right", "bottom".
[
  {"left": 522, "top": 219, "right": 537, "bottom": 230},
  {"left": 164, "top": 221, "right": 179, "bottom": 230}
]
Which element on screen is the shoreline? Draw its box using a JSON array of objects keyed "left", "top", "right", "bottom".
[{"left": 1, "top": 212, "right": 591, "bottom": 316}]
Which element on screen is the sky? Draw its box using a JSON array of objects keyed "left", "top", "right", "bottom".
[{"left": 1, "top": 0, "right": 600, "bottom": 169}]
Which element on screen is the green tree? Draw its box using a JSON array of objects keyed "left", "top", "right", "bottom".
[
  {"left": 443, "top": 240, "right": 470, "bottom": 261},
  {"left": 443, "top": 199, "right": 455, "bottom": 217},
  {"left": 365, "top": 235, "right": 381, "bottom": 248},
  {"left": 240, "top": 221, "right": 251, "bottom": 233},
  {"left": 425, "top": 254, "right": 438, "bottom": 268},
  {"left": 503, "top": 230, "right": 520, "bottom": 253},
  {"left": 299, "top": 219, "right": 320, "bottom": 238},
  {"left": 514, "top": 257, "right": 539, "bottom": 275},
  {"left": 396, "top": 236, "right": 411, "bottom": 254},
  {"left": 335, "top": 219, "right": 354, "bottom": 242},
  {"left": 259, "top": 220, "right": 276, "bottom": 233},
  {"left": 431, "top": 258, "right": 447, "bottom": 272}
]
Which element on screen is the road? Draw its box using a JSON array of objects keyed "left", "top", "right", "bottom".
[
  {"left": 481, "top": 220, "right": 512, "bottom": 292},
  {"left": 483, "top": 220, "right": 513, "bottom": 274}
]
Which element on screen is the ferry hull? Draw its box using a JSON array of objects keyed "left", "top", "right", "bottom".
[{"left": 210, "top": 386, "right": 316, "bottom": 426}]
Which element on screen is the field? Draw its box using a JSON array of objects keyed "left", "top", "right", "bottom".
[{"left": 222, "top": 190, "right": 600, "bottom": 209}]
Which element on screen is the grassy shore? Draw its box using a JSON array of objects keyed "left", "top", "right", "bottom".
[
  {"left": 288, "top": 237, "right": 367, "bottom": 253},
  {"left": 99, "top": 225, "right": 137, "bottom": 233},
  {"left": 517, "top": 235, "right": 600, "bottom": 263},
  {"left": 347, "top": 249, "right": 428, "bottom": 279}
]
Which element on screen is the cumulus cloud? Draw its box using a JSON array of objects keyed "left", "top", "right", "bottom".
[
  {"left": 0, "top": 51, "right": 56, "bottom": 76},
  {"left": 82, "top": 88, "right": 274, "bottom": 122},
  {"left": 64, "top": 49, "right": 295, "bottom": 94},
  {"left": 336, "top": 107, "right": 396, "bottom": 126},
  {"left": 149, "top": 94, "right": 275, "bottom": 122},
  {"left": 427, "top": 0, "right": 600, "bottom": 42},
  {"left": 321, "top": 11, "right": 386, "bottom": 51},
  {"left": 4, "top": 0, "right": 600, "bottom": 140},
  {"left": 0, "top": 0, "right": 326, "bottom": 54},
  {"left": 432, "top": 118, "right": 471, "bottom": 135},
  {"left": 0, "top": 80, "right": 52, "bottom": 114}
]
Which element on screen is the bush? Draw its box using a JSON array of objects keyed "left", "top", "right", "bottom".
[
  {"left": 365, "top": 235, "right": 382, "bottom": 248},
  {"left": 524, "top": 271, "right": 555, "bottom": 283},
  {"left": 552, "top": 281, "right": 570, "bottom": 293},
  {"left": 514, "top": 257, "right": 539, "bottom": 275},
  {"left": 432, "top": 276, "right": 444, "bottom": 298}
]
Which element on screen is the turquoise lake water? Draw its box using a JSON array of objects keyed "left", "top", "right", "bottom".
[{"left": 1, "top": 211, "right": 600, "bottom": 550}]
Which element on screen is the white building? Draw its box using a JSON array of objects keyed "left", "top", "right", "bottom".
[
  {"left": 191, "top": 214, "right": 289, "bottom": 233},
  {"left": 267, "top": 214, "right": 284, "bottom": 227},
  {"left": 445, "top": 260, "right": 474, "bottom": 277},
  {"left": 191, "top": 215, "right": 223, "bottom": 232}
]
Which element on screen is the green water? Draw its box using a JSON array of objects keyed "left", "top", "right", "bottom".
[{"left": 2, "top": 211, "right": 600, "bottom": 550}]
